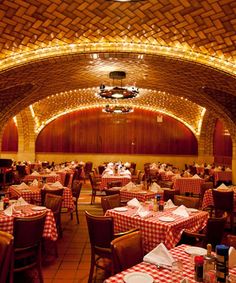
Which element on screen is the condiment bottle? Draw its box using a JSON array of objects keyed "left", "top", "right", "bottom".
[
  {"left": 0, "top": 197, "right": 3, "bottom": 211},
  {"left": 203, "top": 244, "right": 216, "bottom": 282},
  {"left": 153, "top": 197, "right": 158, "bottom": 212},
  {"left": 3, "top": 197, "right": 9, "bottom": 209},
  {"left": 216, "top": 245, "right": 229, "bottom": 283},
  {"left": 195, "top": 255, "right": 204, "bottom": 282},
  {"left": 159, "top": 200, "right": 164, "bottom": 212}
]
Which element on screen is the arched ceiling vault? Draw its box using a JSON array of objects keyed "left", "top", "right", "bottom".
[{"left": 0, "top": 0, "right": 235, "bottom": 137}]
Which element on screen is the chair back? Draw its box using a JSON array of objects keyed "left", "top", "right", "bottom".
[
  {"left": 101, "top": 194, "right": 121, "bottom": 214},
  {"left": 16, "top": 165, "right": 27, "bottom": 178},
  {"left": 84, "top": 162, "right": 93, "bottom": 175},
  {"left": 174, "top": 195, "right": 200, "bottom": 208},
  {"left": 163, "top": 189, "right": 179, "bottom": 202},
  {"left": 105, "top": 188, "right": 121, "bottom": 196},
  {"left": 71, "top": 180, "right": 82, "bottom": 199},
  {"left": 212, "top": 190, "right": 234, "bottom": 213},
  {"left": 98, "top": 165, "right": 106, "bottom": 175},
  {"left": 44, "top": 193, "right": 63, "bottom": 214},
  {"left": 107, "top": 181, "right": 122, "bottom": 189},
  {"left": 41, "top": 188, "right": 64, "bottom": 206},
  {"left": 63, "top": 172, "right": 71, "bottom": 187},
  {"left": 85, "top": 211, "right": 114, "bottom": 251},
  {"left": 130, "top": 162, "right": 136, "bottom": 171},
  {"left": 0, "top": 231, "right": 14, "bottom": 283},
  {"left": 205, "top": 213, "right": 227, "bottom": 249},
  {"left": 111, "top": 230, "right": 143, "bottom": 274},
  {"left": 72, "top": 167, "right": 82, "bottom": 183}
]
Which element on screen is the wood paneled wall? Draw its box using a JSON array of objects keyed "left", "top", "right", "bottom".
[
  {"left": 213, "top": 119, "right": 232, "bottom": 165},
  {"left": 1, "top": 119, "right": 18, "bottom": 152},
  {"left": 36, "top": 108, "right": 198, "bottom": 155}
]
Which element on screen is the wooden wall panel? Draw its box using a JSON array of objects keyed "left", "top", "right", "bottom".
[
  {"left": 213, "top": 119, "right": 232, "bottom": 165},
  {"left": 1, "top": 119, "right": 18, "bottom": 152},
  {"left": 36, "top": 108, "right": 198, "bottom": 155}
]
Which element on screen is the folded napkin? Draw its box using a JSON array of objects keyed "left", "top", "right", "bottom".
[
  {"left": 15, "top": 197, "right": 29, "bottom": 206},
  {"left": 165, "top": 199, "right": 176, "bottom": 209},
  {"left": 226, "top": 167, "right": 232, "bottom": 172},
  {"left": 4, "top": 204, "right": 14, "bottom": 216},
  {"left": 143, "top": 242, "right": 175, "bottom": 267},
  {"left": 51, "top": 181, "right": 63, "bottom": 188},
  {"left": 192, "top": 174, "right": 201, "bottom": 179},
  {"left": 217, "top": 183, "right": 229, "bottom": 190},
  {"left": 229, "top": 246, "right": 236, "bottom": 268},
  {"left": 121, "top": 182, "right": 136, "bottom": 192},
  {"left": 127, "top": 198, "right": 141, "bottom": 208},
  {"left": 31, "top": 179, "right": 38, "bottom": 186},
  {"left": 150, "top": 182, "right": 163, "bottom": 193},
  {"left": 206, "top": 165, "right": 212, "bottom": 169},
  {"left": 18, "top": 182, "right": 29, "bottom": 190},
  {"left": 31, "top": 171, "right": 40, "bottom": 176},
  {"left": 166, "top": 171, "right": 174, "bottom": 176},
  {"left": 124, "top": 162, "right": 131, "bottom": 168},
  {"left": 49, "top": 172, "right": 57, "bottom": 176},
  {"left": 137, "top": 207, "right": 152, "bottom": 218},
  {"left": 172, "top": 205, "right": 189, "bottom": 218},
  {"left": 46, "top": 168, "right": 51, "bottom": 173}
]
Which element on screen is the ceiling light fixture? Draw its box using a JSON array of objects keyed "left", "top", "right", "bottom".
[
  {"left": 97, "top": 71, "right": 139, "bottom": 99},
  {"left": 103, "top": 105, "right": 134, "bottom": 114}
]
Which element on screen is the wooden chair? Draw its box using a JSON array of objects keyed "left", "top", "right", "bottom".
[
  {"left": 13, "top": 212, "right": 47, "bottom": 283},
  {"left": 111, "top": 230, "right": 143, "bottom": 275},
  {"left": 45, "top": 194, "right": 63, "bottom": 238},
  {"left": 179, "top": 212, "right": 227, "bottom": 249},
  {"left": 0, "top": 231, "right": 14, "bottom": 283},
  {"left": 63, "top": 172, "right": 71, "bottom": 187},
  {"left": 107, "top": 181, "right": 122, "bottom": 189},
  {"left": 98, "top": 165, "right": 106, "bottom": 175},
  {"left": 174, "top": 195, "right": 200, "bottom": 209},
  {"left": 101, "top": 194, "right": 121, "bottom": 214},
  {"left": 85, "top": 211, "right": 138, "bottom": 283},
  {"left": 163, "top": 189, "right": 180, "bottom": 202},
  {"left": 212, "top": 189, "right": 234, "bottom": 230},
  {"left": 84, "top": 161, "right": 93, "bottom": 179},
  {"left": 70, "top": 180, "right": 82, "bottom": 224},
  {"left": 226, "top": 234, "right": 236, "bottom": 248},
  {"left": 89, "top": 173, "right": 101, "bottom": 204},
  {"left": 41, "top": 187, "right": 64, "bottom": 206}
]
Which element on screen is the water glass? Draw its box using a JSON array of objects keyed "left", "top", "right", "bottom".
[{"left": 171, "top": 260, "right": 183, "bottom": 283}]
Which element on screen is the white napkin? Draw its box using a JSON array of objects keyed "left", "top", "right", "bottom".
[
  {"left": 165, "top": 199, "right": 176, "bottom": 209},
  {"left": 206, "top": 165, "right": 212, "bottom": 169},
  {"left": 137, "top": 207, "right": 152, "bottom": 218},
  {"left": 217, "top": 183, "right": 229, "bottom": 190},
  {"left": 31, "top": 171, "right": 40, "bottom": 176},
  {"left": 192, "top": 174, "right": 201, "bottom": 179},
  {"left": 18, "top": 182, "right": 29, "bottom": 189},
  {"left": 121, "top": 182, "right": 136, "bottom": 192},
  {"left": 31, "top": 179, "right": 38, "bottom": 186},
  {"left": 15, "top": 197, "right": 29, "bottom": 206},
  {"left": 51, "top": 181, "right": 63, "bottom": 188},
  {"left": 150, "top": 182, "right": 163, "bottom": 193},
  {"left": 124, "top": 162, "right": 131, "bottom": 168},
  {"left": 229, "top": 246, "right": 236, "bottom": 268},
  {"left": 46, "top": 168, "right": 51, "bottom": 173},
  {"left": 127, "top": 198, "right": 141, "bottom": 208},
  {"left": 143, "top": 242, "right": 175, "bottom": 267},
  {"left": 4, "top": 204, "right": 14, "bottom": 216},
  {"left": 172, "top": 205, "right": 189, "bottom": 218},
  {"left": 226, "top": 167, "right": 232, "bottom": 172},
  {"left": 49, "top": 172, "right": 57, "bottom": 176}
]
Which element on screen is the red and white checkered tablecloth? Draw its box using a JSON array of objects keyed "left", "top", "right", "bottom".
[
  {"left": 213, "top": 171, "right": 232, "bottom": 186},
  {"left": 23, "top": 174, "right": 61, "bottom": 183},
  {"left": 8, "top": 185, "right": 74, "bottom": 211},
  {"left": 202, "top": 187, "right": 236, "bottom": 211},
  {"left": 0, "top": 205, "right": 58, "bottom": 241},
  {"left": 105, "top": 207, "right": 208, "bottom": 253},
  {"left": 173, "top": 178, "right": 204, "bottom": 194},
  {"left": 100, "top": 176, "right": 131, "bottom": 190},
  {"left": 105, "top": 244, "right": 236, "bottom": 283},
  {"left": 120, "top": 191, "right": 161, "bottom": 203}
]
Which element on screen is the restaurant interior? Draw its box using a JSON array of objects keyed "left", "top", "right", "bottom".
[{"left": 0, "top": 0, "right": 236, "bottom": 283}]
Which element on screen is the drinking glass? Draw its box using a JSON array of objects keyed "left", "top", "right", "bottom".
[{"left": 171, "top": 260, "right": 183, "bottom": 283}]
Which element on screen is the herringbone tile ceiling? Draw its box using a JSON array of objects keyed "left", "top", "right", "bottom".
[{"left": 0, "top": 0, "right": 235, "bottom": 129}]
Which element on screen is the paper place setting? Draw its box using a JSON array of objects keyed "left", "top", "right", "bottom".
[{"left": 143, "top": 242, "right": 175, "bottom": 269}]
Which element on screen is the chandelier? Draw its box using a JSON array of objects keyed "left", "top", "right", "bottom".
[
  {"left": 103, "top": 105, "right": 133, "bottom": 114},
  {"left": 97, "top": 71, "right": 139, "bottom": 99}
]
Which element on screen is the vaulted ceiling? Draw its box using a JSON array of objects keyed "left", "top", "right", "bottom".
[{"left": 0, "top": 0, "right": 235, "bottom": 136}]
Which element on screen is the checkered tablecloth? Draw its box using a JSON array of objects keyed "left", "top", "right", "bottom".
[
  {"left": 24, "top": 174, "right": 61, "bottom": 183},
  {"left": 213, "top": 171, "right": 232, "bottom": 186},
  {"left": 8, "top": 185, "right": 74, "bottom": 210},
  {"left": 100, "top": 176, "right": 131, "bottom": 189},
  {"left": 173, "top": 178, "right": 204, "bottom": 194},
  {"left": 120, "top": 191, "right": 161, "bottom": 202},
  {"left": 202, "top": 188, "right": 236, "bottom": 211},
  {"left": 0, "top": 205, "right": 58, "bottom": 241},
  {"left": 105, "top": 244, "right": 236, "bottom": 283},
  {"left": 105, "top": 207, "right": 208, "bottom": 253}
]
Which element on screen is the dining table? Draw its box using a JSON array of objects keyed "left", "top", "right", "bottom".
[
  {"left": 100, "top": 175, "right": 131, "bottom": 190},
  {"left": 7, "top": 184, "right": 75, "bottom": 211},
  {"left": 23, "top": 173, "right": 61, "bottom": 183},
  {"left": 173, "top": 177, "right": 205, "bottom": 195},
  {"left": 119, "top": 190, "right": 159, "bottom": 203},
  {"left": 105, "top": 205, "right": 208, "bottom": 253},
  {"left": 210, "top": 170, "right": 232, "bottom": 186},
  {"left": 105, "top": 244, "right": 236, "bottom": 283},
  {"left": 0, "top": 204, "right": 58, "bottom": 241}
]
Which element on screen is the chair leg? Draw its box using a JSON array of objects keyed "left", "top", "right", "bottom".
[
  {"left": 75, "top": 201, "right": 79, "bottom": 224},
  {"left": 88, "top": 253, "right": 95, "bottom": 283},
  {"left": 70, "top": 211, "right": 73, "bottom": 220}
]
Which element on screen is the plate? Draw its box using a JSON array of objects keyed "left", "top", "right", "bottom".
[
  {"left": 124, "top": 272, "right": 153, "bottom": 283},
  {"left": 32, "top": 206, "right": 47, "bottom": 211},
  {"left": 185, "top": 246, "right": 207, "bottom": 256},
  {"left": 158, "top": 216, "right": 175, "bottom": 222},
  {"left": 187, "top": 208, "right": 198, "bottom": 213},
  {"left": 114, "top": 207, "right": 128, "bottom": 212}
]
